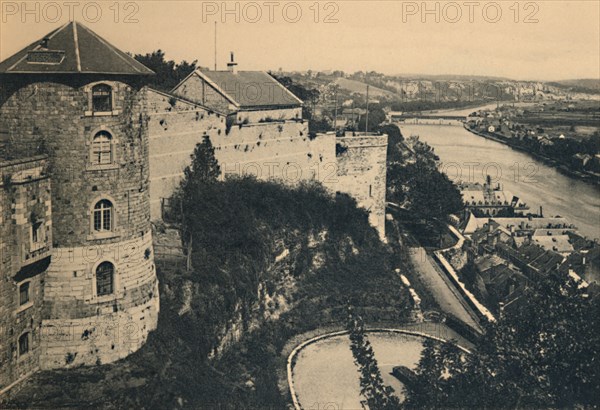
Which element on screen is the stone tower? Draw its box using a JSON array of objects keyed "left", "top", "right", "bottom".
[{"left": 0, "top": 22, "right": 159, "bottom": 369}]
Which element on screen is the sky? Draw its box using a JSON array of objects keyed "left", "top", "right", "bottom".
[{"left": 1, "top": 1, "right": 599, "bottom": 81}]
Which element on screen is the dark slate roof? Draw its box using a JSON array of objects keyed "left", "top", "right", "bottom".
[
  {"left": 195, "top": 69, "right": 303, "bottom": 108},
  {"left": 0, "top": 21, "right": 154, "bottom": 75}
]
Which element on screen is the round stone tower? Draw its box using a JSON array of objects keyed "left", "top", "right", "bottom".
[{"left": 0, "top": 22, "right": 159, "bottom": 368}]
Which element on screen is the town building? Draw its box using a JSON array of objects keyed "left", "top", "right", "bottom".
[
  {"left": 462, "top": 213, "right": 573, "bottom": 236},
  {"left": 458, "top": 177, "right": 529, "bottom": 217}
]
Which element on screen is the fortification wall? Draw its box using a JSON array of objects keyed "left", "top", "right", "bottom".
[
  {"left": 148, "top": 89, "right": 225, "bottom": 218},
  {"left": 0, "top": 78, "right": 158, "bottom": 372},
  {"left": 0, "top": 79, "right": 151, "bottom": 247},
  {"left": 0, "top": 156, "right": 51, "bottom": 390},
  {"left": 236, "top": 107, "right": 302, "bottom": 123},
  {"left": 40, "top": 233, "right": 159, "bottom": 369},
  {"left": 335, "top": 134, "right": 388, "bottom": 239},
  {"left": 217, "top": 121, "right": 326, "bottom": 183},
  {"left": 148, "top": 91, "right": 336, "bottom": 219}
]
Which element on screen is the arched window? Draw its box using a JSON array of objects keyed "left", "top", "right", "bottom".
[
  {"left": 18, "top": 332, "right": 30, "bottom": 356},
  {"left": 93, "top": 200, "right": 113, "bottom": 232},
  {"left": 96, "top": 261, "right": 114, "bottom": 296},
  {"left": 91, "top": 131, "right": 113, "bottom": 165},
  {"left": 92, "top": 83, "right": 112, "bottom": 112}
]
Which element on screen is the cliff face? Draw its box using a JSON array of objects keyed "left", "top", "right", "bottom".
[
  {"left": 169, "top": 178, "right": 411, "bottom": 360},
  {"left": 5, "top": 178, "right": 413, "bottom": 409}
]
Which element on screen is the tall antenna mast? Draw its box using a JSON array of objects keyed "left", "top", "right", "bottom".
[
  {"left": 333, "top": 87, "right": 338, "bottom": 132},
  {"left": 365, "top": 84, "right": 370, "bottom": 133},
  {"left": 214, "top": 21, "right": 217, "bottom": 71}
]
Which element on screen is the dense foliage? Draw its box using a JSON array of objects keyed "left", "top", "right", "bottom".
[
  {"left": 378, "top": 123, "right": 404, "bottom": 159},
  {"left": 346, "top": 307, "right": 401, "bottom": 409},
  {"left": 405, "top": 273, "right": 600, "bottom": 409},
  {"left": 356, "top": 104, "right": 387, "bottom": 132},
  {"left": 133, "top": 50, "right": 199, "bottom": 92},
  {"left": 5, "top": 136, "right": 414, "bottom": 409},
  {"left": 387, "top": 135, "right": 463, "bottom": 223}
]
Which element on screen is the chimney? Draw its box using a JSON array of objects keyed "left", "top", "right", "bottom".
[
  {"left": 539, "top": 206, "right": 543, "bottom": 217},
  {"left": 40, "top": 37, "right": 50, "bottom": 49},
  {"left": 227, "top": 51, "right": 238, "bottom": 74}
]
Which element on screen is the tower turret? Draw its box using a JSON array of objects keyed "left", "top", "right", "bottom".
[{"left": 0, "top": 22, "right": 159, "bottom": 369}]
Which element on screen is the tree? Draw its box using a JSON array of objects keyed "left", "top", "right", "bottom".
[
  {"left": 178, "top": 135, "right": 221, "bottom": 269},
  {"left": 134, "top": 50, "right": 198, "bottom": 92},
  {"left": 357, "top": 105, "right": 387, "bottom": 132},
  {"left": 377, "top": 124, "right": 404, "bottom": 162},
  {"left": 387, "top": 154, "right": 463, "bottom": 222},
  {"left": 404, "top": 273, "right": 600, "bottom": 409},
  {"left": 346, "top": 306, "right": 401, "bottom": 409},
  {"left": 182, "top": 135, "right": 221, "bottom": 190}
]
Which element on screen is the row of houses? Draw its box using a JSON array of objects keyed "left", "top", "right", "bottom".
[{"left": 454, "top": 213, "right": 599, "bottom": 312}]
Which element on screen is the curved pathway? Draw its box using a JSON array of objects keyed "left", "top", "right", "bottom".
[{"left": 288, "top": 328, "right": 471, "bottom": 410}]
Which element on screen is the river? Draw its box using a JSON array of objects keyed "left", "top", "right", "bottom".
[{"left": 397, "top": 123, "right": 600, "bottom": 239}]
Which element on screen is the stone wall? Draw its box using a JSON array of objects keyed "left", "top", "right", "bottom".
[
  {"left": 236, "top": 107, "right": 302, "bottom": 123},
  {"left": 171, "top": 73, "right": 233, "bottom": 113},
  {"left": 147, "top": 89, "right": 225, "bottom": 218},
  {"left": 0, "top": 77, "right": 151, "bottom": 247},
  {"left": 217, "top": 121, "right": 332, "bottom": 185},
  {"left": 335, "top": 134, "right": 388, "bottom": 239},
  {"left": 148, "top": 89, "right": 337, "bottom": 219},
  {"left": 40, "top": 233, "right": 159, "bottom": 369},
  {"left": 0, "top": 156, "right": 51, "bottom": 391},
  {"left": 0, "top": 76, "right": 159, "bottom": 372},
  {"left": 147, "top": 92, "right": 388, "bottom": 239}
]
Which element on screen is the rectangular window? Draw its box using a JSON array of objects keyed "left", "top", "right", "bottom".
[
  {"left": 31, "top": 221, "right": 44, "bottom": 243},
  {"left": 92, "top": 140, "right": 112, "bottom": 164},
  {"left": 18, "top": 333, "right": 29, "bottom": 356},
  {"left": 93, "top": 200, "right": 113, "bottom": 233},
  {"left": 19, "top": 282, "right": 30, "bottom": 306},
  {"left": 96, "top": 262, "right": 114, "bottom": 296},
  {"left": 94, "top": 211, "right": 102, "bottom": 231},
  {"left": 92, "top": 85, "right": 112, "bottom": 112}
]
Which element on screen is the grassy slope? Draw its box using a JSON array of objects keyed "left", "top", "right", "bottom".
[{"left": 334, "top": 77, "right": 396, "bottom": 98}]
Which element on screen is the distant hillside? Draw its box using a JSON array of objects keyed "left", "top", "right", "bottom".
[
  {"left": 393, "top": 73, "right": 511, "bottom": 82},
  {"left": 334, "top": 77, "right": 396, "bottom": 98},
  {"left": 548, "top": 79, "right": 600, "bottom": 94}
]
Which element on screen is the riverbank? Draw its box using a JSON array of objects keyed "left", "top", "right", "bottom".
[{"left": 463, "top": 124, "right": 600, "bottom": 186}]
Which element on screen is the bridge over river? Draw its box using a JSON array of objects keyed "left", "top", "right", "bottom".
[{"left": 394, "top": 116, "right": 465, "bottom": 126}]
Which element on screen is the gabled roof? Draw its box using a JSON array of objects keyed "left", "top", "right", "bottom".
[
  {"left": 180, "top": 69, "right": 303, "bottom": 109},
  {"left": 0, "top": 21, "right": 154, "bottom": 75},
  {"left": 463, "top": 214, "right": 572, "bottom": 235}
]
